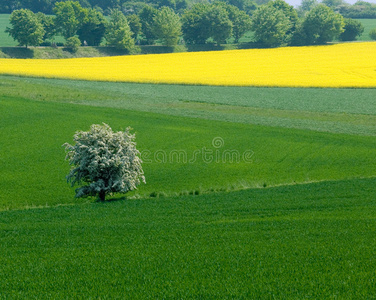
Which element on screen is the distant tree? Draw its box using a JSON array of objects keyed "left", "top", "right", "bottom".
[
  {"left": 339, "top": 18, "right": 364, "bottom": 41},
  {"left": 223, "top": 0, "right": 258, "bottom": 15},
  {"left": 89, "top": 0, "right": 121, "bottom": 11},
  {"left": 289, "top": 20, "right": 307, "bottom": 46},
  {"left": 139, "top": 5, "right": 158, "bottom": 44},
  {"left": 253, "top": 0, "right": 270, "bottom": 5},
  {"left": 205, "top": 5, "right": 233, "bottom": 45},
  {"left": 181, "top": 3, "right": 211, "bottom": 44},
  {"left": 156, "top": 0, "right": 176, "bottom": 10},
  {"left": 342, "top": 1, "right": 376, "bottom": 19},
  {"left": 4, "top": 0, "right": 55, "bottom": 14},
  {"left": 267, "top": 0, "right": 298, "bottom": 33},
  {"left": 54, "top": 1, "right": 87, "bottom": 40},
  {"left": 121, "top": 2, "right": 146, "bottom": 15},
  {"left": 175, "top": 0, "right": 188, "bottom": 13},
  {"left": 77, "top": 8, "right": 107, "bottom": 46},
  {"left": 127, "top": 14, "right": 142, "bottom": 40},
  {"left": 214, "top": 2, "right": 252, "bottom": 43},
  {"left": 152, "top": 6, "right": 182, "bottom": 47},
  {"left": 301, "top": 4, "right": 344, "bottom": 45},
  {"left": 64, "top": 123, "right": 145, "bottom": 202},
  {"left": 0, "top": 1, "right": 14, "bottom": 13},
  {"left": 370, "top": 28, "right": 376, "bottom": 40},
  {"left": 228, "top": 6, "right": 252, "bottom": 43},
  {"left": 65, "top": 35, "right": 81, "bottom": 52},
  {"left": 105, "top": 9, "right": 135, "bottom": 51},
  {"left": 321, "top": 0, "right": 345, "bottom": 10},
  {"left": 90, "top": 0, "right": 121, "bottom": 12},
  {"left": 36, "top": 12, "right": 56, "bottom": 42},
  {"left": 251, "top": 5, "right": 291, "bottom": 47},
  {"left": 6, "top": 9, "right": 45, "bottom": 48},
  {"left": 297, "top": 0, "right": 318, "bottom": 16}
]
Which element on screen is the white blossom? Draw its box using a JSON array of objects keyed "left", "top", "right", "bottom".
[{"left": 63, "top": 123, "right": 145, "bottom": 201}]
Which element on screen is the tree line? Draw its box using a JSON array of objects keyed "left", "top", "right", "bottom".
[
  {"left": 5, "top": 0, "right": 371, "bottom": 51},
  {"left": 2, "top": 0, "right": 376, "bottom": 19}
]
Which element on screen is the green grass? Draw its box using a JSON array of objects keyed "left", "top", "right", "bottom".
[
  {"left": 1, "top": 76, "right": 376, "bottom": 211},
  {"left": 1, "top": 75, "right": 375, "bottom": 297},
  {"left": 0, "top": 14, "right": 16, "bottom": 47},
  {"left": 356, "top": 18, "right": 376, "bottom": 41},
  {"left": 1, "top": 177, "right": 376, "bottom": 298},
  {"left": 2, "top": 75, "right": 376, "bottom": 136}
]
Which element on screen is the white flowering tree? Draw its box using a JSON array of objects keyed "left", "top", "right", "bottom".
[{"left": 63, "top": 123, "right": 145, "bottom": 201}]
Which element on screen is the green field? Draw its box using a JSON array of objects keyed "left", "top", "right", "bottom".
[
  {"left": 0, "top": 14, "right": 16, "bottom": 47},
  {"left": 1, "top": 178, "right": 376, "bottom": 298},
  {"left": 1, "top": 75, "right": 376, "bottom": 211},
  {"left": 356, "top": 18, "right": 376, "bottom": 41},
  {"left": 1, "top": 70, "right": 376, "bottom": 295}
]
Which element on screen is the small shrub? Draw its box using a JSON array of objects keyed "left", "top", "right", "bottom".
[
  {"left": 339, "top": 18, "right": 364, "bottom": 41},
  {"left": 65, "top": 36, "right": 81, "bottom": 53},
  {"left": 369, "top": 28, "right": 376, "bottom": 40},
  {"left": 149, "top": 191, "right": 158, "bottom": 197}
]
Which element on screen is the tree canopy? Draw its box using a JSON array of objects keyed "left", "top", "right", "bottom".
[
  {"left": 105, "top": 9, "right": 135, "bottom": 51},
  {"left": 6, "top": 9, "right": 45, "bottom": 47},
  {"left": 251, "top": 5, "right": 291, "bottom": 47},
  {"left": 53, "top": 1, "right": 87, "bottom": 39},
  {"left": 77, "top": 8, "right": 107, "bottom": 46},
  {"left": 152, "top": 6, "right": 182, "bottom": 47},
  {"left": 64, "top": 123, "right": 145, "bottom": 202},
  {"left": 4, "top": 0, "right": 354, "bottom": 50},
  {"left": 302, "top": 4, "right": 344, "bottom": 45},
  {"left": 339, "top": 18, "right": 364, "bottom": 41}
]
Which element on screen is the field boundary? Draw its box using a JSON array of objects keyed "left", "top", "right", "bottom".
[{"left": 2, "top": 176, "right": 375, "bottom": 212}]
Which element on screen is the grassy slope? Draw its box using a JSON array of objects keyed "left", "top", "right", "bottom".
[
  {"left": 1, "top": 177, "right": 376, "bottom": 298},
  {"left": 1, "top": 73, "right": 375, "bottom": 296},
  {"left": 1, "top": 77, "right": 376, "bottom": 210},
  {"left": 2, "top": 76, "right": 376, "bottom": 136}
]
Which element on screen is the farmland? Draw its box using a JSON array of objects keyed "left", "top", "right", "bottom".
[
  {"left": 1, "top": 31, "right": 376, "bottom": 297},
  {"left": 0, "top": 14, "right": 15, "bottom": 47},
  {"left": 1, "top": 42, "right": 376, "bottom": 87},
  {"left": 1, "top": 178, "right": 376, "bottom": 298},
  {"left": 356, "top": 18, "right": 376, "bottom": 41}
]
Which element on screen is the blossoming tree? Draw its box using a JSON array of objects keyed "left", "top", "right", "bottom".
[{"left": 63, "top": 123, "right": 145, "bottom": 201}]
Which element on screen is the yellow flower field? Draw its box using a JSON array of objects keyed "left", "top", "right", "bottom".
[{"left": 0, "top": 42, "right": 376, "bottom": 87}]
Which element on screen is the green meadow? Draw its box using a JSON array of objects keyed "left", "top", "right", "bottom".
[
  {"left": 1, "top": 75, "right": 376, "bottom": 211},
  {"left": 0, "top": 14, "right": 15, "bottom": 47},
  {"left": 1, "top": 178, "right": 376, "bottom": 298},
  {"left": 0, "top": 69, "right": 376, "bottom": 296},
  {"left": 356, "top": 18, "right": 376, "bottom": 41}
]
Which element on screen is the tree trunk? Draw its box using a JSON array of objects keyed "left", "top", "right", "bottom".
[{"left": 99, "top": 190, "right": 106, "bottom": 202}]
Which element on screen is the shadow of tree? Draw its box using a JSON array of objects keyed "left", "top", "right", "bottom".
[{"left": 1, "top": 47, "right": 34, "bottom": 58}]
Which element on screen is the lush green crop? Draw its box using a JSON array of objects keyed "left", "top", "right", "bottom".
[
  {"left": 356, "top": 18, "right": 376, "bottom": 41},
  {"left": 1, "top": 178, "right": 376, "bottom": 298},
  {"left": 2, "top": 76, "right": 376, "bottom": 136},
  {"left": 1, "top": 76, "right": 376, "bottom": 210},
  {"left": 0, "top": 14, "right": 16, "bottom": 47},
  {"left": 1, "top": 74, "right": 375, "bottom": 298},
  {"left": 1, "top": 92, "right": 376, "bottom": 210}
]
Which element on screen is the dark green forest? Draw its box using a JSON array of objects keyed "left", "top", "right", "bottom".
[{"left": 2, "top": 0, "right": 376, "bottom": 18}]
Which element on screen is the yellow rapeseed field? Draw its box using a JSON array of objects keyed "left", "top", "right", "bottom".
[{"left": 0, "top": 42, "right": 376, "bottom": 87}]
